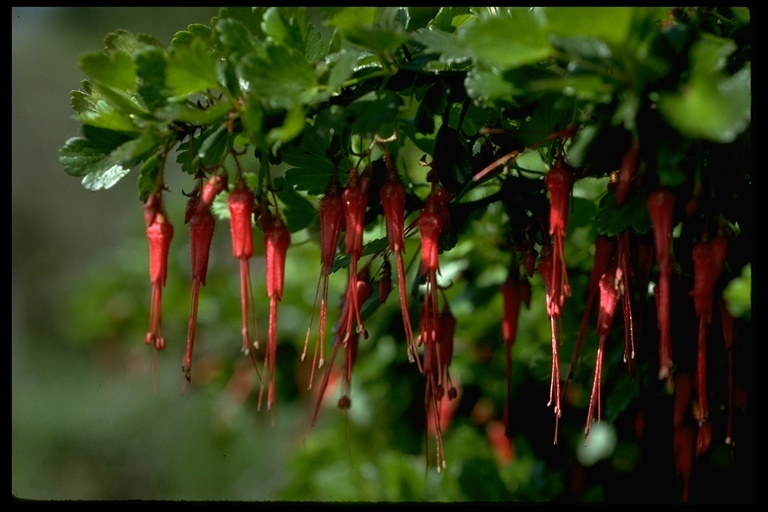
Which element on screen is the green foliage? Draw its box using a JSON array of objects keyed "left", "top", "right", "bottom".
[{"left": 59, "top": 6, "right": 753, "bottom": 504}]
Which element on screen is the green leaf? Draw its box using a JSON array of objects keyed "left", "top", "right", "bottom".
[
  {"left": 266, "top": 104, "right": 307, "bottom": 147},
  {"left": 137, "top": 153, "right": 162, "bottom": 201},
  {"left": 543, "top": 7, "right": 634, "bottom": 47},
  {"left": 60, "top": 135, "right": 127, "bottom": 178},
  {"left": 346, "top": 90, "right": 403, "bottom": 138},
  {"left": 458, "top": 9, "right": 552, "bottom": 71},
  {"left": 405, "top": 7, "right": 441, "bottom": 31},
  {"left": 166, "top": 37, "right": 222, "bottom": 97},
  {"left": 156, "top": 100, "right": 232, "bottom": 125},
  {"left": 215, "top": 16, "right": 261, "bottom": 57},
  {"left": 594, "top": 187, "right": 651, "bottom": 236},
  {"left": 238, "top": 44, "right": 318, "bottom": 110},
  {"left": 325, "top": 7, "right": 409, "bottom": 54},
  {"left": 430, "top": 7, "right": 474, "bottom": 32},
  {"left": 323, "top": 7, "right": 376, "bottom": 30},
  {"left": 568, "top": 196, "right": 599, "bottom": 231},
  {"left": 465, "top": 68, "right": 523, "bottom": 104},
  {"left": 135, "top": 47, "right": 170, "bottom": 111},
  {"left": 272, "top": 177, "right": 318, "bottom": 233},
  {"left": 85, "top": 80, "right": 151, "bottom": 122},
  {"left": 79, "top": 51, "right": 137, "bottom": 91},
  {"left": 59, "top": 131, "right": 158, "bottom": 191},
  {"left": 170, "top": 23, "right": 214, "bottom": 49},
  {"left": 72, "top": 89, "right": 142, "bottom": 134},
  {"left": 412, "top": 28, "right": 472, "bottom": 68},
  {"left": 282, "top": 127, "right": 336, "bottom": 195},
  {"left": 197, "top": 124, "right": 230, "bottom": 168},
  {"left": 103, "top": 29, "right": 163, "bottom": 58},
  {"left": 723, "top": 263, "right": 751, "bottom": 319},
  {"left": 325, "top": 49, "right": 360, "bottom": 96},
  {"left": 657, "top": 34, "right": 751, "bottom": 143},
  {"left": 262, "top": 7, "right": 316, "bottom": 58},
  {"left": 217, "top": 6, "right": 267, "bottom": 41}
]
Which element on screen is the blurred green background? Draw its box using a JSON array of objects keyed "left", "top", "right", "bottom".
[{"left": 12, "top": 7, "right": 755, "bottom": 504}]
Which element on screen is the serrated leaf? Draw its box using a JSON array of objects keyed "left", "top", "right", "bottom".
[
  {"left": 156, "top": 100, "right": 232, "bottom": 125},
  {"left": 594, "top": 187, "right": 651, "bottom": 236},
  {"left": 324, "top": 7, "right": 408, "bottom": 54},
  {"left": 325, "top": 49, "right": 360, "bottom": 95},
  {"left": 197, "top": 124, "right": 230, "bottom": 168},
  {"left": 215, "top": 17, "right": 261, "bottom": 57},
  {"left": 137, "top": 153, "right": 162, "bottom": 201},
  {"left": 60, "top": 137, "right": 123, "bottom": 177},
  {"left": 171, "top": 23, "right": 214, "bottom": 49},
  {"left": 262, "top": 7, "right": 312, "bottom": 56},
  {"left": 59, "top": 131, "right": 158, "bottom": 190},
  {"left": 89, "top": 81, "right": 150, "bottom": 121},
  {"left": 167, "top": 37, "right": 222, "bottom": 97},
  {"left": 135, "top": 47, "right": 170, "bottom": 111},
  {"left": 346, "top": 90, "right": 403, "bottom": 138},
  {"left": 238, "top": 45, "right": 318, "bottom": 110},
  {"left": 284, "top": 166, "right": 335, "bottom": 196},
  {"left": 81, "top": 164, "right": 134, "bottom": 191},
  {"left": 459, "top": 9, "right": 552, "bottom": 71},
  {"left": 217, "top": 6, "right": 267, "bottom": 41},
  {"left": 272, "top": 177, "right": 318, "bottom": 233},
  {"left": 465, "top": 68, "right": 523, "bottom": 104},
  {"left": 79, "top": 51, "right": 137, "bottom": 91},
  {"left": 412, "top": 28, "right": 472, "bottom": 67},
  {"left": 73, "top": 95, "right": 142, "bottom": 133},
  {"left": 103, "top": 29, "right": 163, "bottom": 58}
]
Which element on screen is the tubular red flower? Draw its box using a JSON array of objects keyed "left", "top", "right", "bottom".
[
  {"left": 258, "top": 208, "right": 291, "bottom": 422},
  {"left": 616, "top": 230, "right": 636, "bottom": 375},
  {"left": 565, "top": 235, "right": 615, "bottom": 392},
  {"left": 421, "top": 300, "right": 446, "bottom": 472},
  {"left": 690, "top": 235, "right": 727, "bottom": 431},
  {"left": 196, "top": 173, "right": 227, "bottom": 215},
  {"left": 341, "top": 166, "right": 370, "bottom": 340},
  {"left": 306, "top": 268, "right": 372, "bottom": 438},
  {"left": 544, "top": 164, "right": 573, "bottom": 313},
  {"left": 647, "top": 188, "right": 675, "bottom": 380},
  {"left": 538, "top": 243, "right": 563, "bottom": 444},
  {"left": 380, "top": 177, "right": 419, "bottom": 366},
  {"left": 303, "top": 173, "right": 345, "bottom": 388},
  {"left": 182, "top": 190, "right": 216, "bottom": 394},
  {"left": 585, "top": 265, "right": 620, "bottom": 442},
  {"left": 144, "top": 194, "right": 174, "bottom": 393},
  {"left": 227, "top": 184, "right": 260, "bottom": 372},
  {"left": 145, "top": 202, "right": 174, "bottom": 352},
  {"left": 615, "top": 138, "right": 638, "bottom": 207}
]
